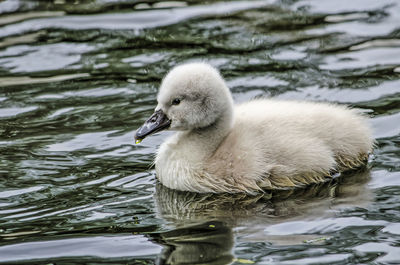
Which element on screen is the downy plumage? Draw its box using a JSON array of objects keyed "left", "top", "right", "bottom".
[{"left": 135, "top": 63, "right": 374, "bottom": 194}]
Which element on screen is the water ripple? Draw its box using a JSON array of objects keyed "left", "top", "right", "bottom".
[{"left": 0, "top": 0, "right": 399, "bottom": 263}]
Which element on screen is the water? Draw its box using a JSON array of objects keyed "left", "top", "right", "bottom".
[{"left": 0, "top": 0, "right": 399, "bottom": 264}]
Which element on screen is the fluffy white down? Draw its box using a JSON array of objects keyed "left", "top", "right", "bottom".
[{"left": 153, "top": 63, "right": 374, "bottom": 194}]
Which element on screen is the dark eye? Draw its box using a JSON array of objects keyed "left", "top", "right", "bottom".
[{"left": 171, "top": 98, "right": 181, "bottom": 105}]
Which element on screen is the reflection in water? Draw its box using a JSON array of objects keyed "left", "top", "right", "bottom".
[
  {"left": 152, "top": 168, "right": 371, "bottom": 263},
  {"left": 154, "top": 221, "right": 234, "bottom": 265}
]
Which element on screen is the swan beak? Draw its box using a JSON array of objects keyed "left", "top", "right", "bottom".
[{"left": 134, "top": 109, "right": 171, "bottom": 143}]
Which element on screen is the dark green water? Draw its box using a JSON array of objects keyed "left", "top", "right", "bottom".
[{"left": 1, "top": 0, "right": 400, "bottom": 264}]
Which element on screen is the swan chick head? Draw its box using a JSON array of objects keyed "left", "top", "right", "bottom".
[
  {"left": 158, "top": 63, "right": 233, "bottom": 130},
  {"left": 135, "top": 63, "right": 233, "bottom": 142}
]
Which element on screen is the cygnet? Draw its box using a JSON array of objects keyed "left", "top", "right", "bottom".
[{"left": 135, "top": 63, "right": 374, "bottom": 194}]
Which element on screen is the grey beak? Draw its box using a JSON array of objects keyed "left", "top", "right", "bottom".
[{"left": 134, "top": 110, "right": 171, "bottom": 142}]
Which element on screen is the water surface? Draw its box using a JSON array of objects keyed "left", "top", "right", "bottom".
[{"left": 0, "top": 0, "right": 400, "bottom": 264}]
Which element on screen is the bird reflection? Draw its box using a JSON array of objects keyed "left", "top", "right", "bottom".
[
  {"left": 150, "top": 168, "right": 371, "bottom": 265},
  {"left": 155, "top": 221, "right": 234, "bottom": 265}
]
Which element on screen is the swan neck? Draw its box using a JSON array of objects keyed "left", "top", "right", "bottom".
[{"left": 189, "top": 108, "right": 233, "bottom": 154}]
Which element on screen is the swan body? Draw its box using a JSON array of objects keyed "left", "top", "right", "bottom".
[{"left": 135, "top": 63, "right": 374, "bottom": 194}]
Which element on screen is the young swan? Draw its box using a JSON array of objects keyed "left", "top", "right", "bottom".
[{"left": 135, "top": 63, "right": 374, "bottom": 194}]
